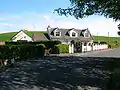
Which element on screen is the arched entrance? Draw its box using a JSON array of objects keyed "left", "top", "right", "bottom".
[
  {"left": 70, "top": 40, "right": 82, "bottom": 53},
  {"left": 74, "top": 41, "right": 82, "bottom": 53}
]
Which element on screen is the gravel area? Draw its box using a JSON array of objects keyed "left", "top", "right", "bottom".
[{"left": 0, "top": 56, "right": 114, "bottom": 90}]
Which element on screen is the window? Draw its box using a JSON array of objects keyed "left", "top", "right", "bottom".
[
  {"left": 88, "top": 43, "right": 91, "bottom": 46},
  {"left": 85, "top": 33, "right": 89, "bottom": 37},
  {"left": 84, "top": 42, "right": 87, "bottom": 46},
  {"left": 56, "top": 31, "right": 60, "bottom": 36},
  {"left": 72, "top": 32, "right": 76, "bottom": 37}
]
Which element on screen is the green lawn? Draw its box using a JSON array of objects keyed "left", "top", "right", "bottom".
[
  {"left": 25, "top": 31, "right": 46, "bottom": 37},
  {"left": 93, "top": 36, "right": 120, "bottom": 42},
  {"left": 0, "top": 31, "right": 46, "bottom": 41},
  {"left": 93, "top": 36, "right": 120, "bottom": 48},
  {"left": 0, "top": 31, "right": 120, "bottom": 42},
  {"left": 0, "top": 32, "right": 17, "bottom": 41}
]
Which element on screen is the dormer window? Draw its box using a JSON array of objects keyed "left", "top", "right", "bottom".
[
  {"left": 70, "top": 30, "right": 77, "bottom": 37},
  {"left": 54, "top": 28, "right": 61, "bottom": 36},
  {"left": 56, "top": 31, "right": 60, "bottom": 36},
  {"left": 72, "top": 32, "right": 76, "bottom": 37},
  {"left": 84, "top": 30, "right": 90, "bottom": 37},
  {"left": 85, "top": 32, "right": 89, "bottom": 37}
]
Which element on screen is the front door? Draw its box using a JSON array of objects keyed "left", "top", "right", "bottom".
[{"left": 74, "top": 42, "right": 82, "bottom": 53}]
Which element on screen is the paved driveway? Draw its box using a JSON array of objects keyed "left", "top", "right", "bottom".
[{"left": 78, "top": 48, "right": 120, "bottom": 58}]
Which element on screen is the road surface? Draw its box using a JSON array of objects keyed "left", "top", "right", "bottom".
[
  {"left": 78, "top": 48, "right": 120, "bottom": 58},
  {"left": 54, "top": 48, "right": 120, "bottom": 58}
]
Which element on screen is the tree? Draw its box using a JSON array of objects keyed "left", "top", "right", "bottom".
[
  {"left": 55, "top": 0, "right": 120, "bottom": 20},
  {"left": 54, "top": 0, "right": 120, "bottom": 34}
]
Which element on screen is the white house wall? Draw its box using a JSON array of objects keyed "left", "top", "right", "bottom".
[
  {"left": 82, "top": 42, "right": 92, "bottom": 52},
  {"left": 69, "top": 44, "right": 74, "bottom": 53},
  {"left": 64, "top": 41, "right": 108, "bottom": 53},
  {"left": 69, "top": 30, "right": 78, "bottom": 37},
  {"left": 87, "top": 46, "right": 92, "bottom": 51},
  {"left": 12, "top": 31, "right": 33, "bottom": 42}
]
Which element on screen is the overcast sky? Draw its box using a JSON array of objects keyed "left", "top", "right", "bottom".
[{"left": 0, "top": 0, "right": 119, "bottom": 37}]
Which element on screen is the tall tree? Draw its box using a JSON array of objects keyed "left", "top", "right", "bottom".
[{"left": 54, "top": 0, "right": 120, "bottom": 34}]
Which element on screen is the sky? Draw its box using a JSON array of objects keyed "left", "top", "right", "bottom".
[{"left": 0, "top": 0, "right": 119, "bottom": 37}]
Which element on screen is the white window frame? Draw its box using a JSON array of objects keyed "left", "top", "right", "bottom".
[
  {"left": 55, "top": 31, "right": 61, "bottom": 36},
  {"left": 54, "top": 28, "right": 61, "bottom": 37},
  {"left": 72, "top": 32, "right": 76, "bottom": 37},
  {"left": 70, "top": 30, "right": 77, "bottom": 37},
  {"left": 84, "top": 31, "right": 90, "bottom": 37}
]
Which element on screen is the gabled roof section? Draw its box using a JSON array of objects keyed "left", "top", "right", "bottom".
[
  {"left": 11, "top": 30, "right": 32, "bottom": 41},
  {"left": 83, "top": 28, "right": 93, "bottom": 40},
  {"left": 48, "top": 26, "right": 85, "bottom": 37},
  {"left": 47, "top": 26, "right": 93, "bottom": 42}
]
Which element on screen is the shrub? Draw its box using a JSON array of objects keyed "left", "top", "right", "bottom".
[
  {"left": 52, "top": 45, "right": 60, "bottom": 54},
  {"left": 39, "top": 40, "right": 61, "bottom": 49},
  {"left": 0, "top": 44, "right": 45, "bottom": 60},
  {"left": 0, "top": 45, "right": 10, "bottom": 59},
  {"left": 36, "top": 44, "right": 45, "bottom": 57},
  {"left": 107, "top": 40, "right": 120, "bottom": 48},
  {"left": 106, "top": 68, "right": 120, "bottom": 90},
  {"left": 52, "top": 44, "right": 69, "bottom": 54},
  {"left": 5, "top": 40, "right": 61, "bottom": 49}
]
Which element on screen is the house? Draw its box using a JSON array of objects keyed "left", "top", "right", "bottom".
[
  {"left": 11, "top": 30, "right": 33, "bottom": 42},
  {"left": 47, "top": 26, "right": 93, "bottom": 53},
  {"left": 11, "top": 28, "right": 108, "bottom": 54}
]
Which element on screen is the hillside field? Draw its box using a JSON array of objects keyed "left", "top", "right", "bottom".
[
  {"left": 0, "top": 31, "right": 46, "bottom": 41},
  {"left": 93, "top": 36, "right": 120, "bottom": 48},
  {"left": 93, "top": 36, "right": 120, "bottom": 42},
  {"left": 0, "top": 31, "right": 120, "bottom": 48}
]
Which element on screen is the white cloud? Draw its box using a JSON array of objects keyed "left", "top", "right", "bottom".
[
  {"left": 43, "top": 15, "right": 50, "bottom": 21},
  {"left": 45, "top": 15, "right": 119, "bottom": 37},
  {"left": 0, "top": 23, "right": 17, "bottom": 27},
  {"left": 0, "top": 12, "right": 119, "bottom": 37},
  {"left": 43, "top": 15, "right": 55, "bottom": 23}
]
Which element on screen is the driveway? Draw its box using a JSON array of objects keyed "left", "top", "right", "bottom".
[
  {"left": 53, "top": 48, "right": 120, "bottom": 58},
  {"left": 78, "top": 48, "right": 120, "bottom": 58}
]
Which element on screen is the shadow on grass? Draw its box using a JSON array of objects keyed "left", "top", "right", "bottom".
[{"left": 0, "top": 56, "right": 117, "bottom": 90}]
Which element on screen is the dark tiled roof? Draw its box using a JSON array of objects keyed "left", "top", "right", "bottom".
[
  {"left": 51, "top": 37, "right": 92, "bottom": 42},
  {"left": 48, "top": 27, "right": 93, "bottom": 42},
  {"left": 49, "top": 27, "right": 86, "bottom": 37},
  {"left": 32, "top": 33, "right": 49, "bottom": 41}
]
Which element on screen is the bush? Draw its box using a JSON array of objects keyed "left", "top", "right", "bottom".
[
  {"left": 5, "top": 40, "right": 61, "bottom": 49},
  {"left": 106, "top": 68, "right": 120, "bottom": 90},
  {"left": 52, "top": 44, "right": 69, "bottom": 54},
  {"left": 36, "top": 44, "right": 45, "bottom": 57},
  {"left": 0, "top": 44, "right": 45, "bottom": 60},
  {"left": 107, "top": 40, "right": 120, "bottom": 48},
  {"left": 0, "top": 45, "right": 10, "bottom": 59}
]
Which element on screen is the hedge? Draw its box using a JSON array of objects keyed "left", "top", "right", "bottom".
[
  {"left": 106, "top": 68, "right": 120, "bottom": 90},
  {"left": 52, "top": 44, "right": 69, "bottom": 54},
  {"left": 0, "top": 44, "right": 45, "bottom": 60},
  {"left": 5, "top": 40, "right": 61, "bottom": 49},
  {"left": 106, "top": 40, "right": 120, "bottom": 48}
]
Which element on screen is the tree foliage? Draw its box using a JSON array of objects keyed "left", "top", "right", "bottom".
[
  {"left": 55, "top": 0, "right": 120, "bottom": 21},
  {"left": 55, "top": 0, "right": 120, "bottom": 35}
]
